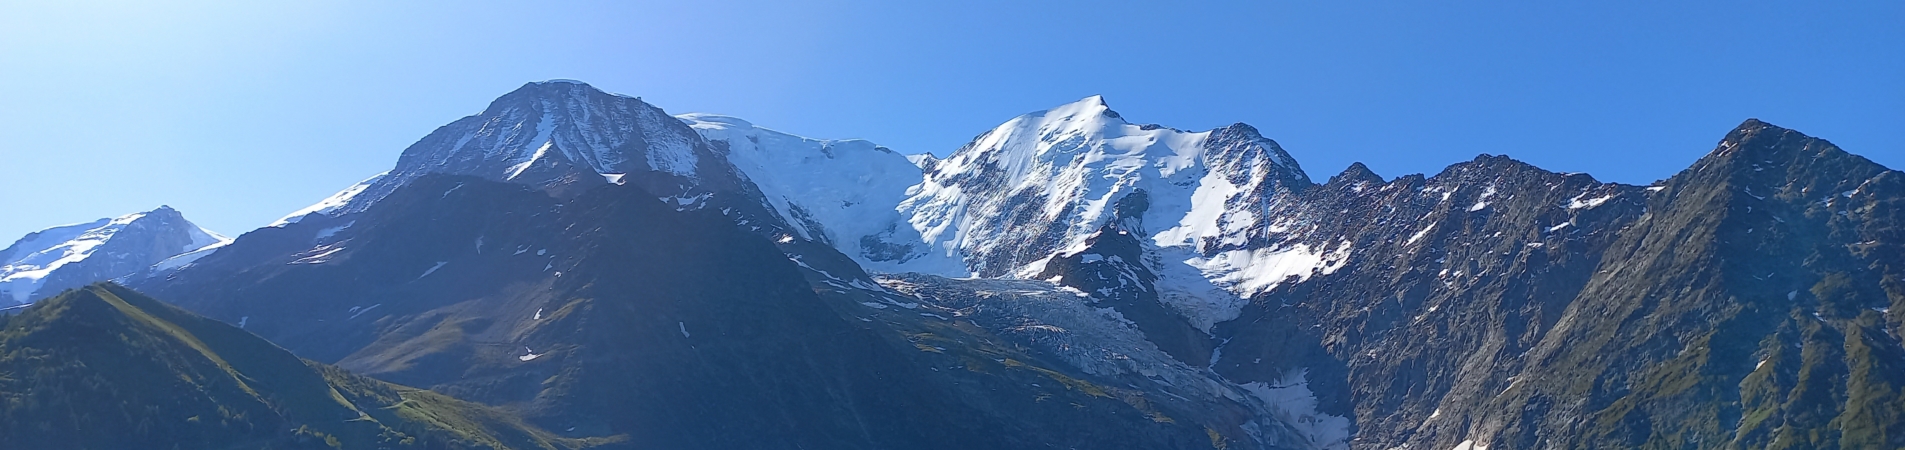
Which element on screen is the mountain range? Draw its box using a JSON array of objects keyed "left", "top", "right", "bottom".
[{"left": 5, "top": 80, "right": 1899, "bottom": 449}]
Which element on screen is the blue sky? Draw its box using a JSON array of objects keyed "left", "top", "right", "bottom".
[{"left": 1, "top": 1, "right": 1899, "bottom": 240}]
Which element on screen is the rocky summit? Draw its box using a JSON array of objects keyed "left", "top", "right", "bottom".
[{"left": 5, "top": 80, "right": 1894, "bottom": 449}]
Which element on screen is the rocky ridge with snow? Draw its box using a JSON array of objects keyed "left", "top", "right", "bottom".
[{"left": 0, "top": 206, "right": 225, "bottom": 305}]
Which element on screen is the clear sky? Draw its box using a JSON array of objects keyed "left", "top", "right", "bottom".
[{"left": 1, "top": 1, "right": 1899, "bottom": 241}]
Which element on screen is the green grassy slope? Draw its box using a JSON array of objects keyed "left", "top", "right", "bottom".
[{"left": 0, "top": 283, "right": 600, "bottom": 450}]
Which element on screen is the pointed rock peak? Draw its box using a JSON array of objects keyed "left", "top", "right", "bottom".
[
  {"left": 1039, "top": 94, "right": 1123, "bottom": 121},
  {"left": 1328, "top": 162, "right": 1384, "bottom": 186},
  {"left": 1429, "top": 153, "right": 1560, "bottom": 183},
  {"left": 142, "top": 205, "right": 185, "bottom": 219},
  {"left": 1457, "top": 153, "right": 1535, "bottom": 170},
  {"left": 907, "top": 153, "right": 941, "bottom": 171},
  {"left": 1707, "top": 118, "right": 1838, "bottom": 163},
  {"left": 1678, "top": 118, "right": 1894, "bottom": 192},
  {"left": 517, "top": 78, "right": 605, "bottom": 94},
  {"left": 534, "top": 78, "right": 592, "bottom": 86},
  {"left": 1221, "top": 121, "right": 1260, "bottom": 134},
  {"left": 483, "top": 79, "right": 637, "bottom": 115}
]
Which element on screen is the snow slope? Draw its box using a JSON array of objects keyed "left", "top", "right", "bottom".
[
  {"left": 271, "top": 172, "right": 387, "bottom": 227},
  {"left": 679, "top": 113, "right": 965, "bottom": 275}
]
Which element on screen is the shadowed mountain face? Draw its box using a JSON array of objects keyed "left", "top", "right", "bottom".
[
  {"left": 140, "top": 175, "right": 1272, "bottom": 449},
  {"left": 0, "top": 283, "right": 580, "bottom": 450}
]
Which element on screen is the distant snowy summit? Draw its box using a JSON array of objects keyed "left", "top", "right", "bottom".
[{"left": 0, "top": 206, "right": 227, "bottom": 304}]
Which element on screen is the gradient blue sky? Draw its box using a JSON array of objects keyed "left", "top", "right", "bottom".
[{"left": 1, "top": 1, "right": 1899, "bottom": 240}]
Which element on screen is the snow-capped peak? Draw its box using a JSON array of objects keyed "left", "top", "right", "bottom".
[
  {"left": 0, "top": 206, "right": 228, "bottom": 304},
  {"left": 324, "top": 80, "right": 737, "bottom": 217},
  {"left": 674, "top": 96, "right": 1321, "bottom": 328},
  {"left": 896, "top": 95, "right": 1311, "bottom": 280}
]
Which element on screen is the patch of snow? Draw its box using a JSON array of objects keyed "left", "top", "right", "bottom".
[
  {"left": 1567, "top": 192, "right": 1614, "bottom": 209},
  {"left": 518, "top": 346, "right": 542, "bottom": 361},
  {"left": 289, "top": 246, "right": 346, "bottom": 265},
  {"left": 533, "top": 308, "right": 543, "bottom": 320},
  {"left": 1186, "top": 241, "right": 1352, "bottom": 299},
  {"left": 848, "top": 278, "right": 887, "bottom": 292},
  {"left": 348, "top": 304, "right": 381, "bottom": 320},
  {"left": 315, "top": 221, "right": 356, "bottom": 241},
  {"left": 1408, "top": 222, "right": 1436, "bottom": 245},
  {"left": 237, "top": 316, "right": 248, "bottom": 328},
  {"left": 418, "top": 261, "right": 449, "bottom": 279},
  {"left": 678, "top": 321, "right": 691, "bottom": 338},
  {"left": 150, "top": 239, "right": 232, "bottom": 273}
]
